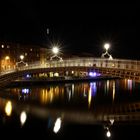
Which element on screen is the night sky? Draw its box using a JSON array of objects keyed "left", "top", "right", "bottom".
[{"left": 0, "top": 2, "right": 139, "bottom": 59}]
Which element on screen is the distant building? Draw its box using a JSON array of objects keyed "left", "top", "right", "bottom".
[{"left": 0, "top": 42, "right": 48, "bottom": 71}]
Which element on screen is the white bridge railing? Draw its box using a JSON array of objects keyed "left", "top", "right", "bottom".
[{"left": 1, "top": 58, "right": 140, "bottom": 76}]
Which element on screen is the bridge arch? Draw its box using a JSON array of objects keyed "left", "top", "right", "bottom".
[{"left": 1, "top": 57, "right": 140, "bottom": 88}]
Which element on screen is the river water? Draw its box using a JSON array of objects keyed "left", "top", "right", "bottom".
[{"left": 0, "top": 79, "right": 140, "bottom": 139}]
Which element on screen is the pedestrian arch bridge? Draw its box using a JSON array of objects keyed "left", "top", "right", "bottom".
[{"left": 1, "top": 57, "right": 140, "bottom": 88}]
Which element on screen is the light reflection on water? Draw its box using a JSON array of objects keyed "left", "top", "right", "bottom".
[
  {"left": 0, "top": 79, "right": 140, "bottom": 122},
  {"left": 0, "top": 79, "right": 140, "bottom": 138},
  {"left": 2, "top": 79, "right": 139, "bottom": 109}
]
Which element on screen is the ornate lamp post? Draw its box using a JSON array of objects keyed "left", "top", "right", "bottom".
[
  {"left": 16, "top": 55, "right": 28, "bottom": 67},
  {"left": 101, "top": 43, "right": 113, "bottom": 60},
  {"left": 50, "top": 46, "right": 63, "bottom": 61}
]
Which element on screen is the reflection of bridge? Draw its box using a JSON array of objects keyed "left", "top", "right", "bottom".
[
  {"left": 0, "top": 96, "right": 140, "bottom": 125},
  {"left": 1, "top": 57, "right": 140, "bottom": 87}
]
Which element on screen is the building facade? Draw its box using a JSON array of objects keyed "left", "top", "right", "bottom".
[{"left": 0, "top": 42, "right": 48, "bottom": 71}]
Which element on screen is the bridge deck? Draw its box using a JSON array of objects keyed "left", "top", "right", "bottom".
[{"left": 1, "top": 58, "right": 140, "bottom": 87}]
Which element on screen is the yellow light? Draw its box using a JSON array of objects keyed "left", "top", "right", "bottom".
[
  {"left": 20, "top": 111, "right": 27, "bottom": 126},
  {"left": 5, "top": 101, "right": 12, "bottom": 116},
  {"left": 88, "top": 87, "right": 92, "bottom": 108},
  {"left": 5, "top": 56, "right": 10, "bottom": 60}
]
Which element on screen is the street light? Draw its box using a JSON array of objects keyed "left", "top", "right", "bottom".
[
  {"left": 104, "top": 43, "right": 110, "bottom": 51},
  {"left": 16, "top": 55, "right": 28, "bottom": 67},
  {"left": 50, "top": 46, "right": 63, "bottom": 61},
  {"left": 52, "top": 47, "right": 59, "bottom": 55},
  {"left": 20, "top": 55, "right": 24, "bottom": 61},
  {"left": 101, "top": 43, "right": 113, "bottom": 60}
]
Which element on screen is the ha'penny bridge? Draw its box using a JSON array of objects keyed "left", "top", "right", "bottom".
[
  {"left": 1, "top": 57, "right": 140, "bottom": 86},
  {"left": 1, "top": 57, "right": 140, "bottom": 124}
]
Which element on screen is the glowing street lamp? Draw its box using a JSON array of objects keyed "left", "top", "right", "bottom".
[
  {"left": 104, "top": 43, "right": 110, "bottom": 51},
  {"left": 50, "top": 46, "right": 63, "bottom": 61},
  {"left": 101, "top": 43, "right": 113, "bottom": 60},
  {"left": 52, "top": 46, "right": 59, "bottom": 55},
  {"left": 16, "top": 55, "right": 28, "bottom": 67},
  {"left": 20, "top": 55, "right": 24, "bottom": 61}
]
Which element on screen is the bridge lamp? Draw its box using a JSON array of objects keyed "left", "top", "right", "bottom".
[
  {"left": 104, "top": 43, "right": 110, "bottom": 51},
  {"left": 52, "top": 46, "right": 59, "bottom": 55},
  {"left": 20, "top": 55, "right": 24, "bottom": 61},
  {"left": 50, "top": 45, "right": 63, "bottom": 61}
]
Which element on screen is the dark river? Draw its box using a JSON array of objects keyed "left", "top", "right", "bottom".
[{"left": 0, "top": 79, "right": 140, "bottom": 139}]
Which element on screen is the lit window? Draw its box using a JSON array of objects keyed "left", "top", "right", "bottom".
[{"left": 30, "top": 48, "right": 32, "bottom": 51}]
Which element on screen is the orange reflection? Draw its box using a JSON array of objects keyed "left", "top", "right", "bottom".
[
  {"left": 88, "top": 85, "right": 92, "bottom": 108},
  {"left": 5, "top": 101, "right": 12, "bottom": 116},
  {"left": 40, "top": 86, "right": 64, "bottom": 104}
]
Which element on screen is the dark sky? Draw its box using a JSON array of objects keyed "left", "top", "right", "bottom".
[{"left": 0, "top": 2, "right": 139, "bottom": 59}]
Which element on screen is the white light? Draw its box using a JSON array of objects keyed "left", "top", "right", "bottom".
[
  {"left": 104, "top": 43, "right": 110, "bottom": 51},
  {"left": 106, "top": 130, "right": 111, "bottom": 138},
  {"left": 110, "top": 119, "right": 114, "bottom": 125},
  {"left": 20, "top": 111, "right": 27, "bottom": 125},
  {"left": 53, "top": 117, "right": 62, "bottom": 133},
  {"left": 47, "top": 28, "right": 49, "bottom": 34},
  {"left": 52, "top": 47, "right": 59, "bottom": 54},
  {"left": 20, "top": 55, "right": 24, "bottom": 60},
  {"left": 72, "top": 71, "right": 74, "bottom": 74},
  {"left": 1, "top": 44, "right": 4, "bottom": 48}
]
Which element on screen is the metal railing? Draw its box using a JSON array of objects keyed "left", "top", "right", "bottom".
[{"left": 1, "top": 57, "right": 140, "bottom": 76}]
